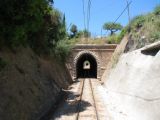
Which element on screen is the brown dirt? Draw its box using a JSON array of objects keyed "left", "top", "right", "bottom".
[{"left": 0, "top": 47, "right": 72, "bottom": 120}]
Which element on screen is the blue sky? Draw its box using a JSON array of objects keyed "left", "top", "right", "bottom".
[{"left": 54, "top": 0, "right": 160, "bottom": 36}]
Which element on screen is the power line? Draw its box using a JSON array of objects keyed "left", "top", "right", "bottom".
[
  {"left": 87, "top": 0, "right": 91, "bottom": 32},
  {"left": 105, "top": 1, "right": 132, "bottom": 35},
  {"left": 82, "top": 0, "right": 92, "bottom": 39},
  {"left": 82, "top": 0, "right": 86, "bottom": 30},
  {"left": 114, "top": 1, "right": 132, "bottom": 24},
  {"left": 125, "top": 0, "right": 131, "bottom": 23}
]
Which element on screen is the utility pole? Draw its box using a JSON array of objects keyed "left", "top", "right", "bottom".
[
  {"left": 125, "top": 0, "right": 131, "bottom": 32},
  {"left": 125, "top": 0, "right": 131, "bottom": 22},
  {"left": 101, "top": 27, "right": 102, "bottom": 39}
]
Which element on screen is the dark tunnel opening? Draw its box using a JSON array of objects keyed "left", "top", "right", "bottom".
[{"left": 76, "top": 53, "right": 97, "bottom": 78}]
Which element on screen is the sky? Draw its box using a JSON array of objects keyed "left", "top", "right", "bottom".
[{"left": 54, "top": 0, "right": 160, "bottom": 37}]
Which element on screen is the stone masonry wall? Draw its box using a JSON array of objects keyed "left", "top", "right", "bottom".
[{"left": 66, "top": 44, "right": 117, "bottom": 80}]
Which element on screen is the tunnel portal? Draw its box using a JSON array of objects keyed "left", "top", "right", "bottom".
[{"left": 76, "top": 53, "right": 97, "bottom": 78}]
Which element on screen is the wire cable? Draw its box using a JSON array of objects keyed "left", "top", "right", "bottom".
[
  {"left": 87, "top": 0, "right": 91, "bottom": 32},
  {"left": 105, "top": 1, "right": 132, "bottom": 35},
  {"left": 114, "top": 1, "right": 132, "bottom": 24},
  {"left": 82, "top": 0, "right": 86, "bottom": 30}
]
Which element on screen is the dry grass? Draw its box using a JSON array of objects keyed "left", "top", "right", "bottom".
[
  {"left": 77, "top": 37, "right": 107, "bottom": 44},
  {"left": 68, "top": 36, "right": 122, "bottom": 45}
]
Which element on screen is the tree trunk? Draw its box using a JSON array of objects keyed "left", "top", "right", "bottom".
[{"left": 110, "top": 30, "right": 114, "bottom": 36}]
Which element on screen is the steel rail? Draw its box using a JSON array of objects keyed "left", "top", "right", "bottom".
[
  {"left": 89, "top": 79, "right": 99, "bottom": 120},
  {"left": 76, "top": 79, "right": 85, "bottom": 120}
]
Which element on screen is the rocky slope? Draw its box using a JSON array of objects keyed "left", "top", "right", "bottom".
[{"left": 0, "top": 47, "right": 72, "bottom": 120}]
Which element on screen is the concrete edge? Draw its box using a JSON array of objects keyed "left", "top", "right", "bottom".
[{"left": 141, "top": 41, "right": 160, "bottom": 52}]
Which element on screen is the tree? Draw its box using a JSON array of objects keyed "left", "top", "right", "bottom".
[
  {"left": 0, "top": 0, "right": 68, "bottom": 54},
  {"left": 59, "top": 14, "right": 66, "bottom": 39},
  {"left": 46, "top": 10, "right": 66, "bottom": 48},
  {"left": 70, "top": 24, "right": 78, "bottom": 37},
  {"left": 154, "top": 5, "right": 160, "bottom": 15},
  {"left": 0, "top": 0, "right": 53, "bottom": 49},
  {"left": 103, "top": 22, "right": 123, "bottom": 35}
]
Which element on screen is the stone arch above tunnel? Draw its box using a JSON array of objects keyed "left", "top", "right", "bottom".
[{"left": 73, "top": 51, "right": 100, "bottom": 79}]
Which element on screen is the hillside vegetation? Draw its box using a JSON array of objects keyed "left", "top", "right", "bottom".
[
  {"left": 0, "top": 0, "right": 72, "bottom": 62},
  {"left": 0, "top": 1, "right": 73, "bottom": 119},
  {"left": 68, "top": 5, "right": 160, "bottom": 47},
  {"left": 125, "top": 5, "right": 160, "bottom": 51}
]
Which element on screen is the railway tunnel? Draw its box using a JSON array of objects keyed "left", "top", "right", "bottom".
[
  {"left": 66, "top": 44, "right": 117, "bottom": 80},
  {"left": 76, "top": 53, "right": 97, "bottom": 78}
]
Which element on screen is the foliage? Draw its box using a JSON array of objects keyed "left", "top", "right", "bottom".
[
  {"left": 69, "top": 25, "right": 91, "bottom": 39},
  {"left": 70, "top": 24, "right": 78, "bottom": 38},
  {"left": 154, "top": 4, "right": 160, "bottom": 15},
  {"left": 59, "top": 14, "right": 67, "bottom": 39},
  {"left": 107, "top": 35, "right": 119, "bottom": 44},
  {"left": 117, "top": 27, "right": 128, "bottom": 42},
  {"left": 105, "top": 26, "right": 128, "bottom": 44},
  {"left": 76, "top": 29, "right": 91, "bottom": 38},
  {"left": 130, "top": 15, "right": 146, "bottom": 29},
  {"left": 54, "top": 40, "right": 73, "bottom": 62},
  {"left": 0, "top": 0, "right": 72, "bottom": 62},
  {"left": 103, "top": 22, "right": 123, "bottom": 35},
  {"left": 125, "top": 5, "right": 160, "bottom": 51},
  {"left": 0, "top": 0, "right": 70, "bottom": 62},
  {"left": 150, "top": 32, "right": 160, "bottom": 42},
  {"left": 75, "top": 31, "right": 84, "bottom": 38},
  {"left": 43, "top": 10, "right": 67, "bottom": 53},
  {"left": 68, "top": 37, "right": 107, "bottom": 45},
  {"left": 0, "top": 0, "right": 53, "bottom": 49}
]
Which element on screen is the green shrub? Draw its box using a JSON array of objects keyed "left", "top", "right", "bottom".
[
  {"left": 106, "top": 28, "right": 128, "bottom": 44},
  {"left": 154, "top": 19, "right": 160, "bottom": 30},
  {"left": 154, "top": 5, "right": 160, "bottom": 15},
  {"left": 117, "top": 27, "right": 128, "bottom": 43},
  {"left": 54, "top": 40, "right": 73, "bottom": 62},
  {"left": 0, "top": 1, "right": 68, "bottom": 56},
  {"left": 107, "top": 35, "right": 118, "bottom": 44},
  {"left": 145, "top": 13, "right": 154, "bottom": 22},
  {"left": 150, "top": 32, "right": 160, "bottom": 42},
  {"left": 130, "top": 15, "right": 146, "bottom": 29},
  {"left": 0, "top": 0, "right": 54, "bottom": 49},
  {"left": 66, "top": 38, "right": 79, "bottom": 45}
]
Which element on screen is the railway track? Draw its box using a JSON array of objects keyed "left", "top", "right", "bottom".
[
  {"left": 51, "top": 78, "right": 107, "bottom": 120},
  {"left": 76, "top": 78, "right": 99, "bottom": 120},
  {"left": 89, "top": 79, "right": 99, "bottom": 120}
]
